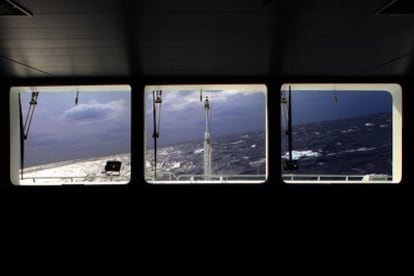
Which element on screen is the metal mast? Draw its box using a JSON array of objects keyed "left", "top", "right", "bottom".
[
  {"left": 203, "top": 96, "right": 212, "bottom": 180},
  {"left": 282, "top": 85, "right": 298, "bottom": 171},
  {"left": 152, "top": 90, "right": 162, "bottom": 180}
]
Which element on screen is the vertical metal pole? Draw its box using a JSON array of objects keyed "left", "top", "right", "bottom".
[
  {"left": 204, "top": 96, "right": 211, "bottom": 180},
  {"left": 288, "top": 85, "right": 293, "bottom": 167},
  {"left": 152, "top": 91, "right": 157, "bottom": 179},
  {"left": 19, "top": 93, "right": 24, "bottom": 180}
]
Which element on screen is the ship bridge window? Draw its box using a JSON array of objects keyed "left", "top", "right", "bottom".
[
  {"left": 281, "top": 83, "right": 402, "bottom": 184},
  {"left": 10, "top": 85, "right": 131, "bottom": 185},
  {"left": 144, "top": 84, "right": 268, "bottom": 184}
]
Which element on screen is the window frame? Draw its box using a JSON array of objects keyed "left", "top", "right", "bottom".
[
  {"left": 280, "top": 83, "right": 402, "bottom": 184},
  {"left": 9, "top": 84, "right": 132, "bottom": 186},
  {"left": 144, "top": 84, "right": 269, "bottom": 184}
]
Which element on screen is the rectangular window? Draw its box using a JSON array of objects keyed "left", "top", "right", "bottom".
[
  {"left": 10, "top": 85, "right": 131, "bottom": 185},
  {"left": 144, "top": 84, "right": 268, "bottom": 184},
  {"left": 281, "top": 84, "right": 402, "bottom": 184}
]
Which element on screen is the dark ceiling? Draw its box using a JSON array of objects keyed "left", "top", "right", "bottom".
[{"left": 0, "top": 0, "right": 413, "bottom": 78}]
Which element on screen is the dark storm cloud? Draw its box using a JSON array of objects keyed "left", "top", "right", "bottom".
[
  {"left": 146, "top": 89, "right": 266, "bottom": 147},
  {"left": 22, "top": 91, "right": 131, "bottom": 167}
]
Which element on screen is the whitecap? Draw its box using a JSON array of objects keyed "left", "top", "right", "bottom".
[
  {"left": 231, "top": 140, "right": 244, "bottom": 145},
  {"left": 249, "top": 158, "right": 266, "bottom": 167},
  {"left": 193, "top": 148, "right": 204, "bottom": 154},
  {"left": 365, "top": 123, "right": 375, "bottom": 127},
  {"left": 345, "top": 147, "right": 376, "bottom": 153},
  {"left": 170, "top": 162, "right": 181, "bottom": 169},
  {"left": 281, "top": 150, "right": 321, "bottom": 160},
  {"left": 250, "top": 144, "right": 256, "bottom": 148},
  {"left": 341, "top": 128, "right": 356, "bottom": 133}
]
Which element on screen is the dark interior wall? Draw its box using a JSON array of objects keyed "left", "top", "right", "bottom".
[{"left": 1, "top": 76, "right": 412, "bottom": 273}]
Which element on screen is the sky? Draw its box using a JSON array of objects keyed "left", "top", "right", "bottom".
[
  {"left": 145, "top": 88, "right": 266, "bottom": 148},
  {"left": 288, "top": 90, "right": 392, "bottom": 126},
  {"left": 21, "top": 90, "right": 130, "bottom": 167}
]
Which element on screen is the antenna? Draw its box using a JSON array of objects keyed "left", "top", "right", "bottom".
[
  {"left": 333, "top": 89, "right": 338, "bottom": 103},
  {"left": 75, "top": 90, "right": 79, "bottom": 105}
]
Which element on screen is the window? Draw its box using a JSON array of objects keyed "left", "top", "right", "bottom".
[
  {"left": 144, "top": 84, "right": 267, "bottom": 184},
  {"left": 281, "top": 84, "right": 402, "bottom": 184},
  {"left": 10, "top": 85, "right": 131, "bottom": 185}
]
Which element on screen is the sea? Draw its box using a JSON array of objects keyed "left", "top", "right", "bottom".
[
  {"left": 282, "top": 112, "right": 392, "bottom": 176},
  {"left": 145, "top": 130, "right": 266, "bottom": 180},
  {"left": 145, "top": 112, "right": 392, "bottom": 180},
  {"left": 19, "top": 153, "right": 131, "bottom": 185}
]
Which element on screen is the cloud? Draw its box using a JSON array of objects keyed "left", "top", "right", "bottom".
[
  {"left": 156, "top": 89, "right": 262, "bottom": 112},
  {"left": 62, "top": 99, "right": 126, "bottom": 124}
]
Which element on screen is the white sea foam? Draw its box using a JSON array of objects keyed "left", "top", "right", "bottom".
[
  {"left": 170, "top": 161, "right": 181, "bottom": 169},
  {"left": 231, "top": 140, "right": 245, "bottom": 145},
  {"left": 341, "top": 128, "right": 358, "bottom": 133},
  {"left": 281, "top": 150, "right": 321, "bottom": 160},
  {"left": 345, "top": 147, "right": 376, "bottom": 153},
  {"left": 365, "top": 123, "right": 375, "bottom": 127},
  {"left": 249, "top": 158, "right": 266, "bottom": 167},
  {"left": 194, "top": 148, "right": 204, "bottom": 154},
  {"left": 20, "top": 153, "right": 131, "bottom": 185}
]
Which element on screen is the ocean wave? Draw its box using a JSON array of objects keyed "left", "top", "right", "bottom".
[
  {"left": 21, "top": 153, "right": 131, "bottom": 184},
  {"left": 341, "top": 128, "right": 358, "bottom": 133},
  {"left": 281, "top": 150, "right": 321, "bottom": 160},
  {"left": 345, "top": 147, "right": 376, "bottom": 153},
  {"left": 194, "top": 148, "right": 204, "bottom": 154},
  {"left": 249, "top": 158, "right": 266, "bottom": 167},
  {"left": 231, "top": 140, "right": 245, "bottom": 145}
]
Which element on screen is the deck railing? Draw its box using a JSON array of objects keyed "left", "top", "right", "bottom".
[{"left": 282, "top": 174, "right": 392, "bottom": 183}]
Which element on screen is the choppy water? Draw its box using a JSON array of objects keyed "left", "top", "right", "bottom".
[
  {"left": 281, "top": 112, "right": 392, "bottom": 175},
  {"left": 146, "top": 131, "right": 266, "bottom": 179}
]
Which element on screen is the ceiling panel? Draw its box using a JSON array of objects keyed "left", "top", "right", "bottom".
[{"left": 0, "top": 0, "right": 413, "bottom": 78}]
